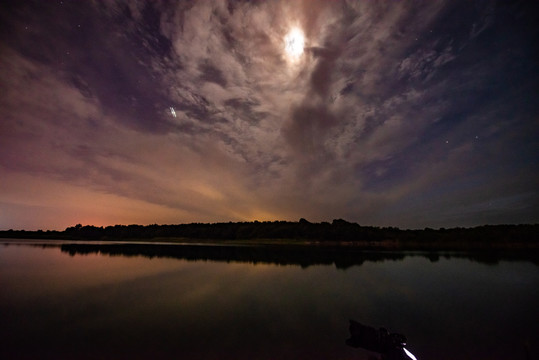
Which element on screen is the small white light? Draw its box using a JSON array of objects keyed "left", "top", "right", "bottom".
[
  {"left": 403, "top": 347, "right": 418, "bottom": 360},
  {"left": 170, "top": 107, "right": 177, "bottom": 118}
]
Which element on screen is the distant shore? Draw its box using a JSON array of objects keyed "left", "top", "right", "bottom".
[{"left": 1, "top": 220, "right": 538, "bottom": 251}]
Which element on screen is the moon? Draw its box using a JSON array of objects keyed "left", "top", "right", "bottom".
[{"left": 284, "top": 28, "right": 304, "bottom": 59}]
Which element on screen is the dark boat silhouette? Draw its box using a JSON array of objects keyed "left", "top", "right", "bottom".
[{"left": 346, "top": 320, "right": 417, "bottom": 360}]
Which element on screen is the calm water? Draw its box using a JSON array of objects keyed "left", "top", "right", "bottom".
[{"left": 1, "top": 240, "right": 538, "bottom": 360}]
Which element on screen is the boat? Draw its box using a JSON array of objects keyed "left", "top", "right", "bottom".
[{"left": 346, "top": 320, "right": 418, "bottom": 360}]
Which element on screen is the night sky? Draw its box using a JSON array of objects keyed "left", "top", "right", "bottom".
[{"left": 1, "top": 0, "right": 538, "bottom": 230}]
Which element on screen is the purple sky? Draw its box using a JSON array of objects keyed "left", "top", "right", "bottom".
[{"left": 1, "top": 0, "right": 538, "bottom": 230}]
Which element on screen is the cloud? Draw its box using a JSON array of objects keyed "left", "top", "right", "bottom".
[{"left": 0, "top": 0, "right": 537, "bottom": 229}]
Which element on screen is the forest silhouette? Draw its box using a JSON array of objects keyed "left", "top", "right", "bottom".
[{"left": 2, "top": 219, "right": 537, "bottom": 250}]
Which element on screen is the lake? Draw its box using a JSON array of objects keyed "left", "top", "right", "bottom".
[{"left": 1, "top": 240, "right": 538, "bottom": 359}]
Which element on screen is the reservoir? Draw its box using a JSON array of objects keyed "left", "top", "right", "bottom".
[{"left": 1, "top": 240, "right": 537, "bottom": 359}]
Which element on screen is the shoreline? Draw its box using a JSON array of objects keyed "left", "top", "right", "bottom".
[
  {"left": 3, "top": 238, "right": 537, "bottom": 268},
  {"left": 2, "top": 236, "right": 539, "bottom": 251}
]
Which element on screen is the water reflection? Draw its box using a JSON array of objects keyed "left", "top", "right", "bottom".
[
  {"left": 57, "top": 242, "right": 539, "bottom": 268},
  {"left": 1, "top": 242, "right": 538, "bottom": 359}
]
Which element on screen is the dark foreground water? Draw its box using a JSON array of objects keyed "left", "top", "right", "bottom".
[{"left": 1, "top": 240, "right": 538, "bottom": 360}]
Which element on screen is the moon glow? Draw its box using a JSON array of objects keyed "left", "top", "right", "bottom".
[{"left": 284, "top": 28, "right": 304, "bottom": 59}]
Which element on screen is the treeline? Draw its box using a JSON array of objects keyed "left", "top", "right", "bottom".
[{"left": 1, "top": 219, "right": 538, "bottom": 245}]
